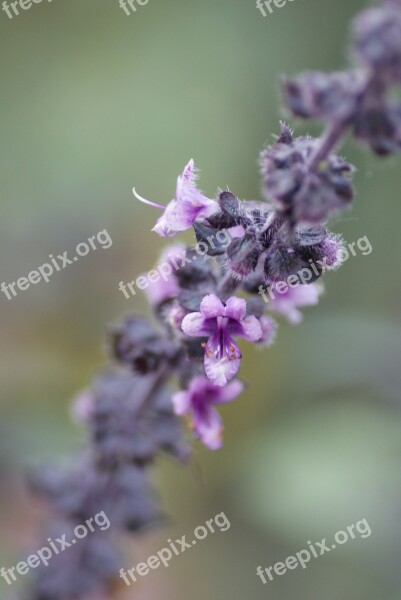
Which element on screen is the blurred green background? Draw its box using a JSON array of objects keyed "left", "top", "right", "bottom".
[{"left": 1, "top": 0, "right": 401, "bottom": 598}]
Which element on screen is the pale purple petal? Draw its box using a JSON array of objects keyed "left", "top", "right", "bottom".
[
  {"left": 71, "top": 390, "right": 94, "bottom": 423},
  {"left": 164, "top": 199, "right": 203, "bottom": 232},
  {"left": 165, "top": 304, "right": 187, "bottom": 332},
  {"left": 171, "top": 391, "right": 191, "bottom": 416},
  {"left": 213, "top": 379, "right": 244, "bottom": 404},
  {"left": 152, "top": 160, "right": 218, "bottom": 236},
  {"left": 145, "top": 244, "right": 185, "bottom": 304},
  {"left": 181, "top": 312, "right": 216, "bottom": 337},
  {"left": 224, "top": 297, "right": 247, "bottom": 322},
  {"left": 269, "top": 283, "right": 323, "bottom": 324},
  {"left": 174, "top": 375, "right": 243, "bottom": 449},
  {"left": 152, "top": 211, "right": 177, "bottom": 237},
  {"left": 144, "top": 273, "right": 179, "bottom": 306},
  {"left": 193, "top": 406, "right": 223, "bottom": 451},
  {"left": 199, "top": 294, "right": 225, "bottom": 319},
  {"left": 283, "top": 307, "right": 303, "bottom": 325},
  {"left": 257, "top": 316, "right": 277, "bottom": 347},
  {"left": 187, "top": 374, "right": 211, "bottom": 396},
  {"left": 204, "top": 332, "right": 241, "bottom": 387},
  {"left": 159, "top": 243, "right": 186, "bottom": 265},
  {"left": 181, "top": 159, "right": 196, "bottom": 184},
  {"left": 227, "top": 225, "right": 245, "bottom": 238},
  {"left": 176, "top": 160, "right": 215, "bottom": 210},
  {"left": 228, "top": 315, "right": 263, "bottom": 342}
]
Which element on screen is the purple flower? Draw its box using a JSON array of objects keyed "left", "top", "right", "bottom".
[
  {"left": 267, "top": 282, "right": 323, "bottom": 324},
  {"left": 141, "top": 160, "right": 217, "bottom": 237},
  {"left": 172, "top": 375, "right": 244, "bottom": 450},
  {"left": 181, "top": 294, "right": 263, "bottom": 386},
  {"left": 143, "top": 244, "right": 184, "bottom": 307}
]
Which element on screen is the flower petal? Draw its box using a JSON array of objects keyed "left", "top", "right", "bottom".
[
  {"left": 181, "top": 312, "right": 216, "bottom": 337},
  {"left": 171, "top": 391, "right": 191, "bottom": 416},
  {"left": 193, "top": 405, "right": 223, "bottom": 450},
  {"left": 181, "top": 159, "right": 196, "bottom": 184},
  {"left": 204, "top": 332, "right": 241, "bottom": 387},
  {"left": 213, "top": 379, "right": 244, "bottom": 404},
  {"left": 152, "top": 161, "right": 218, "bottom": 236},
  {"left": 176, "top": 160, "right": 213, "bottom": 209},
  {"left": 224, "top": 296, "right": 247, "bottom": 322},
  {"left": 164, "top": 198, "right": 202, "bottom": 231},
  {"left": 152, "top": 211, "right": 177, "bottom": 237},
  {"left": 269, "top": 283, "right": 323, "bottom": 324},
  {"left": 257, "top": 316, "right": 277, "bottom": 347},
  {"left": 144, "top": 272, "right": 179, "bottom": 307},
  {"left": 200, "top": 294, "right": 225, "bottom": 319},
  {"left": 228, "top": 315, "right": 263, "bottom": 342}
]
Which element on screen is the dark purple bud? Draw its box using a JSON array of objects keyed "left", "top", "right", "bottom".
[
  {"left": 174, "top": 248, "right": 217, "bottom": 290},
  {"left": 99, "top": 464, "right": 162, "bottom": 531},
  {"left": 264, "top": 243, "right": 314, "bottom": 283},
  {"left": 315, "top": 235, "right": 343, "bottom": 268},
  {"left": 242, "top": 269, "right": 266, "bottom": 294},
  {"left": 263, "top": 165, "right": 304, "bottom": 207},
  {"left": 246, "top": 296, "right": 267, "bottom": 318},
  {"left": 263, "top": 229, "right": 342, "bottom": 284},
  {"left": 86, "top": 371, "right": 190, "bottom": 466},
  {"left": 260, "top": 142, "right": 302, "bottom": 176},
  {"left": 226, "top": 233, "right": 260, "bottom": 280},
  {"left": 219, "top": 191, "right": 242, "bottom": 220},
  {"left": 276, "top": 121, "right": 294, "bottom": 144},
  {"left": 282, "top": 71, "right": 361, "bottom": 121},
  {"left": 354, "top": 96, "right": 401, "bottom": 155},
  {"left": 178, "top": 289, "right": 206, "bottom": 311},
  {"left": 294, "top": 169, "right": 353, "bottom": 224},
  {"left": 207, "top": 209, "right": 237, "bottom": 230},
  {"left": 352, "top": 6, "right": 401, "bottom": 82},
  {"left": 261, "top": 131, "right": 354, "bottom": 224},
  {"left": 193, "top": 221, "right": 229, "bottom": 256},
  {"left": 111, "top": 315, "right": 180, "bottom": 374},
  {"left": 29, "top": 529, "right": 122, "bottom": 600},
  {"left": 295, "top": 225, "right": 328, "bottom": 246}
]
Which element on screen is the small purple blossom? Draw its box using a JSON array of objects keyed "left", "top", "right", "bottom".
[
  {"left": 172, "top": 375, "right": 243, "bottom": 450},
  {"left": 147, "top": 160, "right": 217, "bottom": 237},
  {"left": 143, "top": 244, "right": 184, "bottom": 307},
  {"left": 267, "top": 282, "right": 324, "bottom": 324},
  {"left": 181, "top": 294, "right": 263, "bottom": 386}
]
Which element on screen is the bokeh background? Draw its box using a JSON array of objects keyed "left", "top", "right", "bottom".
[{"left": 1, "top": 0, "right": 401, "bottom": 598}]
